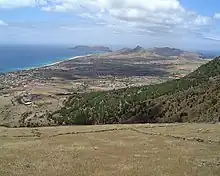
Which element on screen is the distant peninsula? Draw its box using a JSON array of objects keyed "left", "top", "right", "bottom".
[{"left": 70, "top": 45, "right": 112, "bottom": 52}]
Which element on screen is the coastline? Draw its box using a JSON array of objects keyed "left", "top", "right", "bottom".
[
  {"left": 43, "top": 54, "right": 93, "bottom": 67},
  {"left": 5, "top": 53, "right": 94, "bottom": 73}
]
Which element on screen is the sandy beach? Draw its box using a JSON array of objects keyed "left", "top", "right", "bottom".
[
  {"left": 19, "top": 54, "right": 94, "bottom": 71},
  {"left": 43, "top": 54, "right": 93, "bottom": 67}
]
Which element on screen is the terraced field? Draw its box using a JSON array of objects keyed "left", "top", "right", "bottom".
[{"left": 0, "top": 123, "right": 220, "bottom": 176}]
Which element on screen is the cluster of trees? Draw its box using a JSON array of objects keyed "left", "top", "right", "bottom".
[{"left": 51, "top": 57, "right": 220, "bottom": 125}]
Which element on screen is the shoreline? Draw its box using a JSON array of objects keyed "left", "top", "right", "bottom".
[
  {"left": 43, "top": 54, "right": 93, "bottom": 67},
  {"left": 4, "top": 53, "right": 94, "bottom": 73}
]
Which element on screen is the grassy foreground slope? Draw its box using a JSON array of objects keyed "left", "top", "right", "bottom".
[
  {"left": 51, "top": 57, "right": 220, "bottom": 125},
  {"left": 1, "top": 124, "right": 220, "bottom": 176}
]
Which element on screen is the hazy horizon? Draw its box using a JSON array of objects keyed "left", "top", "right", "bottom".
[{"left": 0, "top": 43, "right": 220, "bottom": 54}]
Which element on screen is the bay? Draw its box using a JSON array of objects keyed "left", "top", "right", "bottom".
[{"left": 0, "top": 45, "right": 104, "bottom": 73}]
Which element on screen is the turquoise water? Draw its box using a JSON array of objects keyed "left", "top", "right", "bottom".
[{"left": 0, "top": 45, "right": 104, "bottom": 73}]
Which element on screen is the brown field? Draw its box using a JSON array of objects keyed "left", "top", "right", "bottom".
[{"left": 0, "top": 123, "right": 220, "bottom": 176}]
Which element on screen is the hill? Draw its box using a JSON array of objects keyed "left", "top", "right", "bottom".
[
  {"left": 117, "top": 46, "right": 146, "bottom": 54},
  {"left": 50, "top": 57, "right": 220, "bottom": 125},
  {"left": 149, "top": 47, "right": 203, "bottom": 60},
  {"left": 1, "top": 123, "right": 220, "bottom": 176},
  {"left": 116, "top": 47, "right": 133, "bottom": 54},
  {"left": 131, "top": 45, "right": 146, "bottom": 53},
  {"left": 150, "top": 47, "right": 185, "bottom": 56},
  {"left": 117, "top": 46, "right": 201, "bottom": 59},
  {"left": 0, "top": 46, "right": 208, "bottom": 128}
]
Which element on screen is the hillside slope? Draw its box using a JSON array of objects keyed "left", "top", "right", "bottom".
[
  {"left": 150, "top": 47, "right": 185, "bottom": 56},
  {"left": 51, "top": 57, "right": 220, "bottom": 125}
]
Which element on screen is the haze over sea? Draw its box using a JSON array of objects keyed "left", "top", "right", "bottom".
[{"left": 0, "top": 45, "right": 104, "bottom": 73}]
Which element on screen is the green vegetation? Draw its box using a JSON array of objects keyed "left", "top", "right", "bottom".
[{"left": 51, "top": 57, "right": 220, "bottom": 125}]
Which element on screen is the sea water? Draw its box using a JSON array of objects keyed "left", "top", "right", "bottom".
[{"left": 0, "top": 45, "right": 104, "bottom": 73}]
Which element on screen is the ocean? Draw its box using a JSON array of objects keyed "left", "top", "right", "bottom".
[{"left": 0, "top": 45, "right": 104, "bottom": 73}]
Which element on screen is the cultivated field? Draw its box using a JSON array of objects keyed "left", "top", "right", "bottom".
[{"left": 0, "top": 123, "right": 220, "bottom": 176}]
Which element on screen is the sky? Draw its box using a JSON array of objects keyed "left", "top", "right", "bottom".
[{"left": 0, "top": 0, "right": 220, "bottom": 50}]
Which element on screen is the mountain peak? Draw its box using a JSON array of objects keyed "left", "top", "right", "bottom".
[
  {"left": 133, "top": 45, "right": 145, "bottom": 52},
  {"left": 117, "top": 46, "right": 146, "bottom": 54}
]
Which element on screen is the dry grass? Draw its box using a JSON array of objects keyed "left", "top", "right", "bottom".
[
  {"left": 137, "top": 124, "right": 220, "bottom": 143},
  {"left": 0, "top": 123, "right": 220, "bottom": 176}
]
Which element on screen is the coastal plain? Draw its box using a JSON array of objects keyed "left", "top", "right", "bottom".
[
  {"left": 0, "top": 48, "right": 219, "bottom": 176},
  {"left": 0, "top": 49, "right": 208, "bottom": 127}
]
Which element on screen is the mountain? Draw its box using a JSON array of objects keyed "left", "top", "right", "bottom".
[
  {"left": 117, "top": 46, "right": 200, "bottom": 59},
  {"left": 70, "top": 45, "right": 112, "bottom": 52},
  {"left": 51, "top": 56, "right": 220, "bottom": 125},
  {"left": 150, "top": 47, "right": 185, "bottom": 57},
  {"left": 149, "top": 47, "right": 203, "bottom": 60},
  {"left": 132, "top": 45, "right": 146, "bottom": 53},
  {"left": 116, "top": 47, "right": 133, "bottom": 54},
  {"left": 117, "top": 46, "right": 146, "bottom": 54}
]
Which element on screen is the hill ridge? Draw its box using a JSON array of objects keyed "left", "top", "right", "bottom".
[{"left": 49, "top": 57, "right": 220, "bottom": 125}]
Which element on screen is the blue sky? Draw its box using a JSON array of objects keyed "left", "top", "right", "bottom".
[{"left": 0, "top": 0, "right": 220, "bottom": 50}]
